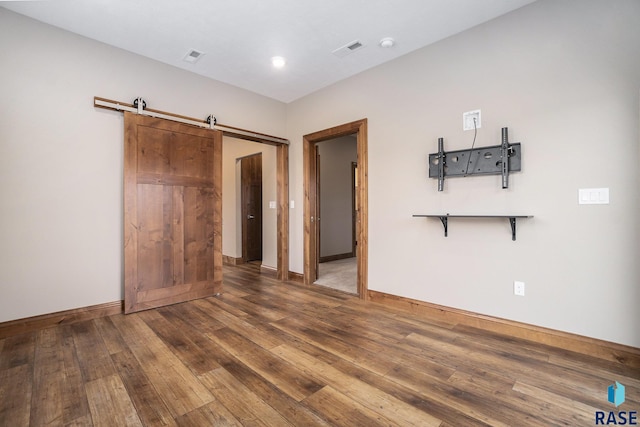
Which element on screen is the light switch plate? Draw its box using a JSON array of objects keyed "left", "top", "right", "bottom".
[
  {"left": 578, "top": 188, "right": 609, "bottom": 205},
  {"left": 269, "top": 201, "right": 276, "bottom": 209}
]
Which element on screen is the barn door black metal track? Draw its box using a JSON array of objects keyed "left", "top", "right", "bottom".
[{"left": 94, "top": 96, "right": 289, "bottom": 145}]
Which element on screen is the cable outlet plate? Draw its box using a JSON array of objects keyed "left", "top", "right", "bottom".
[
  {"left": 463, "top": 110, "right": 481, "bottom": 131},
  {"left": 514, "top": 281, "right": 525, "bottom": 296}
]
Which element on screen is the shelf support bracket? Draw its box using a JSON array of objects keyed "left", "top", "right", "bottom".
[
  {"left": 438, "top": 216, "right": 448, "bottom": 237},
  {"left": 509, "top": 217, "right": 517, "bottom": 241}
]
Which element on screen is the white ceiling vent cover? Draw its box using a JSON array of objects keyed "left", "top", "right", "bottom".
[
  {"left": 332, "top": 40, "right": 364, "bottom": 58},
  {"left": 183, "top": 49, "right": 204, "bottom": 63}
]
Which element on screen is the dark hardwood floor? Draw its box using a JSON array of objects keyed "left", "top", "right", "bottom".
[{"left": 1, "top": 264, "right": 638, "bottom": 426}]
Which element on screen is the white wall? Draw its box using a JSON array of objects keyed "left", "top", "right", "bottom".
[
  {"left": 222, "top": 137, "right": 277, "bottom": 268},
  {"left": 286, "top": 0, "right": 640, "bottom": 347},
  {"left": 318, "top": 136, "right": 357, "bottom": 257},
  {"left": 0, "top": 9, "right": 286, "bottom": 322}
]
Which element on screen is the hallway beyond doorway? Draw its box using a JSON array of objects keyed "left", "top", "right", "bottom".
[{"left": 314, "top": 257, "right": 357, "bottom": 294}]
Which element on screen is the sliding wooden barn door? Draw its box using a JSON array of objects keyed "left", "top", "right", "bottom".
[{"left": 123, "top": 112, "right": 222, "bottom": 313}]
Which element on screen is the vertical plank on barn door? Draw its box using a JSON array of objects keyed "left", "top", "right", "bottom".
[{"left": 124, "top": 112, "right": 222, "bottom": 314}]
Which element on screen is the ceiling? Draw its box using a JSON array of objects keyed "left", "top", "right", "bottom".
[{"left": 2, "top": 0, "right": 536, "bottom": 103}]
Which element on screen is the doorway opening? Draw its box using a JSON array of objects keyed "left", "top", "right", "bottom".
[
  {"left": 313, "top": 135, "right": 357, "bottom": 294},
  {"left": 220, "top": 135, "right": 288, "bottom": 281},
  {"left": 223, "top": 138, "right": 286, "bottom": 279},
  {"left": 303, "top": 119, "right": 368, "bottom": 299}
]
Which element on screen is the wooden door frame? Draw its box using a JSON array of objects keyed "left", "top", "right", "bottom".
[
  {"left": 303, "top": 119, "right": 368, "bottom": 299},
  {"left": 315, "top": 151, "right": 321, "bottom": 279},
  {"left": 225, "top": 139, "right": 289, "bottom": 281},
  {"left": 351, "top": 161, "right": 357, "bottom": 258},
  {"left": 275, "top": 144, "right": 289, "bottom": 280}
]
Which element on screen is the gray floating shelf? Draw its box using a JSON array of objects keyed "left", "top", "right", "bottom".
[{"left": 413, "top": 214, "right": 533, "bottom": 241}]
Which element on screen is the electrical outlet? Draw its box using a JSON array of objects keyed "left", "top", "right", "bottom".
[
  {"left": 463, "top": 110, "right": 481, "bottom": 131},
  {"left": 514, "top": 281, "right": 525, "bottom": 296}
]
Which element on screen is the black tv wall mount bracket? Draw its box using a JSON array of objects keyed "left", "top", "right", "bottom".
[{"left": 428, "top": 127, "right": 521, "bottom": 191}]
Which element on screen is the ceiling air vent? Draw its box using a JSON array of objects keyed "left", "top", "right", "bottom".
[
  {"left": 332, "top": 40, "right": 364, "bottom": 58},
  {"left": 183, "top": 49, "right": 204, "bottom": 64}
]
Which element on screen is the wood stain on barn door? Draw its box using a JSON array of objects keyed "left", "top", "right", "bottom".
[{"left": 123, "top": 112, "right": 223, "bottom": 313}]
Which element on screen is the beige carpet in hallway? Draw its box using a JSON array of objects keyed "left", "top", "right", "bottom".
[{"left": 314, "top": 257, "right": 357, "bottom": 294}]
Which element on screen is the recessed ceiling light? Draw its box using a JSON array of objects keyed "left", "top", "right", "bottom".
[
  {"left": 379, "top": 37, "right": 395, "bottom": 48},
  {"left": 271, "top": 56, "right": 286, "bottom": 68},
  {"left": 183, "top": 49, "right": 204, "bottom": 63}
]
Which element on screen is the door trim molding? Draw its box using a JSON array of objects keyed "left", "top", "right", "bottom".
[
  {"left": 351, "top": 161, "right": 357, "bottom": 258},
  {"left": 224, "top": 138, "right": 289, "bottom": 281},
  {"left": 303, "top": 119, "right": 368, "bottom": 299},
  {"left": 276, "top": 144, "right": 289, "bottom": 280}
]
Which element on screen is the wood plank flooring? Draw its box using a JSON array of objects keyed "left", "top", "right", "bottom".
[{"left": 1, "top": 264, "right": 639, "bottom": 426}]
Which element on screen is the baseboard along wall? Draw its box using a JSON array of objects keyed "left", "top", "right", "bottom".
[
  {"left": 319, "top": 252, "right": 354, "bottom": 263},
  {"left": 222, "top": 255, "right": 244, "bottom": 266},
  {"left": 2, "top": 283, "right": 637, "bottom": 370},
  {"left": 287, "top": 271, "right": 304, "bottom": 283},
  {"left": 367, "top": 290, "right": 640, "bottom": 369},
  {"left": 0, "top": 301, "right": 124, "bottom": 339},
  {"left": 259, "top": 264, "right": 278, "bottom": 278}
]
